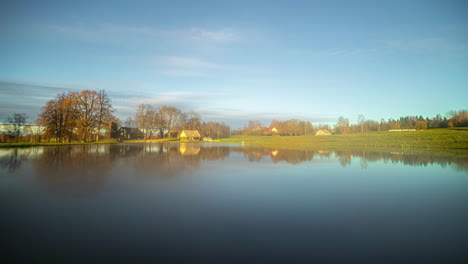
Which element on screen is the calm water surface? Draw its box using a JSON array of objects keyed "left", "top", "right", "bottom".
[{"left": 1, "top": 144, "right": 468, "bottom": 263}]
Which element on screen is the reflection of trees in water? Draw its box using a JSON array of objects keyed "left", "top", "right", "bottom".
[
  {"left": 270, "top": 149, "right": 315, "bottom": 164},
  {"left": 113, "top": 143, "right": 232, "bottom": 179},
  {"left": 374, "top": 151, "right": 468, "bottom": 172},
  {"left": 0, "top": 149, "right": 23, "bottom": 173},
  {"left": 334, "top": 151, "right": 352, "bottom": 167},
  {"left": 32, "top": 145, "right": 114, "bottom": 196},
  {"left": 1, "top": 145, "right": 466, "bottom": 195},
  {"left": 235, "top": 146, "right": 315, "bottom": 164},
  {"left": 132, "top": 144, "right": 201, "bottom": 178},
  {"left": 232, "top": 147, "right": 468, "bottom": 171},
  {"left": 332, "top": 150, "right": 468, "bottom": 171},
  {"left": 0, "top": 148, "right": 41, "bottom": 173}
]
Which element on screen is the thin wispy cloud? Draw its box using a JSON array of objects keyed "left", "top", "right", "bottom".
[
  {"left": 159, "top": 70, "right": 204, "bottom": 77},
  {"left": 0, "top": 81, "right": 76, "bottom": 120},
  {"left": 161, "top": 56, "right": 221, "bottom": 69},
  {"left": 157, "top": 56, "right": 222, "bottom": 77},
  {"left": 191, "top": 28, "right": 237, "bottom": 42},
  {"left": 132, "top": 91, "right": 233, "bottom": 105},
  {"left": 43, "top": 23, "right": 240, "bottom": 44}
]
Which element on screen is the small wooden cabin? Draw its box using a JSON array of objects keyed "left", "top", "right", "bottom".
[
  {"left": 179, "top": 130, "right": 201, "bottom": 141},
  {"left": 315, "top": 129, "right": 331, "bottom": 136},
  {"left": 267, "top": 127, "right": 279, "bottom": 133}
]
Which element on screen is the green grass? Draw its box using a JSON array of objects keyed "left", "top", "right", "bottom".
[{"left": 219, "top": 128, "right": 468, "bottom": 152}]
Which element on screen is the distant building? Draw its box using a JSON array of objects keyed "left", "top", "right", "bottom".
[
  {"left": 120, "top": 127, "right": 143, "bottom": 139},
  {"left": 0, "top": 122, "right": 45, "bottom": 135},
  {"left": 179, "top": 130, "right": 201, "bottom": 141},
  {"left": 267, "top": 127, "right": 278, "bottom": 133},
  {"left": 315, "top": 129, "right": 331, "bottom": 136}
]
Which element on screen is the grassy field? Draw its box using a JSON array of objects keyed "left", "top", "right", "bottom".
[{"left": 219, "top": 128, "right": 468, "bottom": 151}]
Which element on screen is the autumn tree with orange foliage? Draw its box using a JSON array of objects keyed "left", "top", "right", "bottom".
[{"left": 39, "top": 90, "right": 115, "bottom": 143}]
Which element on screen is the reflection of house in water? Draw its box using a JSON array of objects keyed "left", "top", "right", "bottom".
[
  {"left": 269, "top": 150, "right": 279, "bottom": 157},
  {"left": 179, "top": 144, "right": 201, "bottom": 155},
  {"left": 2, "top": 145, "right": 467, "bottom": 197}
]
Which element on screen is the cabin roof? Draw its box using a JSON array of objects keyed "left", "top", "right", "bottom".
[{"left": 179, "top": 130, "right": 201, "bottom": 138}]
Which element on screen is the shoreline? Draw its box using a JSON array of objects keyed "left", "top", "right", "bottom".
[{"left": 1, "top": 128, "right": 467, "bottom": 152}]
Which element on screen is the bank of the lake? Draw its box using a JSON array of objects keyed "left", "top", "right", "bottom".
[
  {"left": 0, "top": 137, "right": 191, "bottom": 147},
  {"left": 1, "top": 128, "right": 467, "bottom": 152}
]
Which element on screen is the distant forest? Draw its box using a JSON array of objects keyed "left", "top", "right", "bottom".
[
  {"left": 239, "top": 110, "right": 468, "bottom": 136},
  {"left": 1, "top": 89, "right": 467, "bottom": 143}
]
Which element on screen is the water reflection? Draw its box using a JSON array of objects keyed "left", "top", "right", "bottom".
[
  {"left": 2, "top": 144, "right": 467, "bottom": 262},
  {"left": 33, "top": 145, "right": 114, "bottom": 196},
  {"left": 1, "top": 144, "right": 467, "bottom": 177}
]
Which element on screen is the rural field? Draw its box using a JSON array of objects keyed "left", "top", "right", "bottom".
[{"left": 219, "top": 128, "right": 468, "bottom": 152}]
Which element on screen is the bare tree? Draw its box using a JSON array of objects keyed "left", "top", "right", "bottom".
[
  {"left": 159, "top": 106, "right": 181, "bottom": 138},
  {"left": 186, "top": 110, "right": 201, "bottom": 130},
  {"left": 135, "top": 104, "right": 155, "bottom": 141},
  {"left": 24, "top": 120, "right": 45, "bottom": 142},
  {"left": 124, "top": 117, "right": 136, "bottom": 127},
  {"left": 336, "top": 116, "right": 350, "bottom": 134},
  {"left": 304, "top": 121, "right": 314, "bottom": 136},
  {"left": 358, "top": 114, "right": 365, "bottom": 133},
  {"left": 95, "top": 90, "right": 114, "bottom": 141},
  {"left": 5, "top": 113, "right": 28, "bottom": 142}
]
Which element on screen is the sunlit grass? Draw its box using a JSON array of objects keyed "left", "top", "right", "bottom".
[
  {"left": 1, "top": 128, "right": 467, "bottom": 151},
  {"left": 219, "top": 128, "right": 468, "bottom": 151}
]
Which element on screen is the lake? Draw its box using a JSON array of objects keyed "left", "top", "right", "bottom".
[{"left": 1, "top": 144, "right": 467, "bottom": 263}]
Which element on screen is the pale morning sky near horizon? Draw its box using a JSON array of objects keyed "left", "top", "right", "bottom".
[{"left": 1, "top": 0, "right": 467, "bottom": 128}]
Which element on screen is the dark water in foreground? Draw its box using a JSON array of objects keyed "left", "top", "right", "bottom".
[{"left": 1, "top": 144, "right": 468, "bottom": 263}]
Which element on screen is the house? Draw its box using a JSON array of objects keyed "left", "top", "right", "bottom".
[
  {"left": 315, "top": 129, "right": 331, "bottom": 136},
  {"left": 267, "top": 127, "right": 279, "bottom": 133},
  {"left": 179, "top": 130, "right": 201, "bottom": 141}
]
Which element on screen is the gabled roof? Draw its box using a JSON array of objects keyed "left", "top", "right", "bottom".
[
  {"left": 315, "top": 129, "right": 331, "bottom": 136},
  {"left": 179, "top": 130, "right": 201, "bottom": 138}
]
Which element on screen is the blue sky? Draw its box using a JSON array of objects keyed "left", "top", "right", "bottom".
[{"left": 1, "top": 0, "right": 467, "bottom": 128}]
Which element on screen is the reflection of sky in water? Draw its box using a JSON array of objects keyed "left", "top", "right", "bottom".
[{"left": 1, "top": 144, "right": 467, "bottom": 262}]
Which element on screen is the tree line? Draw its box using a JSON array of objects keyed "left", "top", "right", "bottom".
[
  {"left": 116, "top": 103, "right": 230, "bottom": 141},
  {"left": 237, "top": 110, "right": 468, "bottom": 136},
  {"left": 237, "top": 119, "right": 316, "bottom": 136},
  {"left": 1, "top": 89, "right": 231, "bottom": 143},
  {"left": 1, "top": 90, "right": 115, "bottom": 143},
  {"left": 1, "top": 89, "right": 467, "bottom": 142},
  {"left": 334, "top": 111, "right": 468, "bottom": 134}
]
